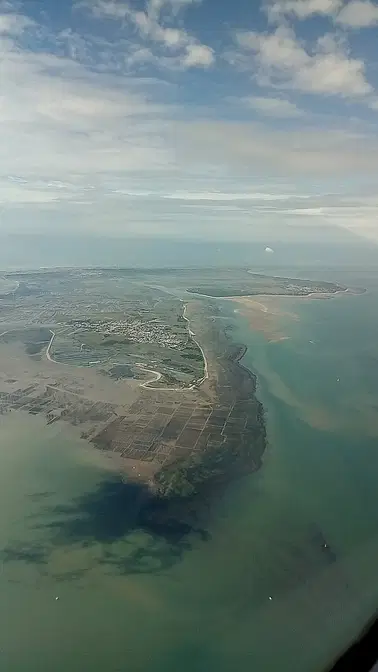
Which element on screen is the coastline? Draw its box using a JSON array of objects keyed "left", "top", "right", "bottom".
[
  {"left": 0, "top": 310, "right": 269, "bottom": 545},
  {"left": 182, "top": 302, "right": 209, "bottom": 386},
  {"left": 153, "top": 310, "right": 267, "bottom": 502},
  {"left": 1, "top": 292, "right": 268, "bottom": 514},
  {"left": 187, "top": 286, "right": 351, "bottom": 300},
  {"left": 226, "top": 286, "right": 351, "bottom": 303}
]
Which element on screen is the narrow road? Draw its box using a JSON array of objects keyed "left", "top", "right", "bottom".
[
  {"left": 182, "top": 303, "right": 209, "bottom": 384},
  {"left": 135, "top": 363, "right": 163, "bottom": 388},
  {"left": 46, "top": 330, "right": 56, "bottom": 361}
]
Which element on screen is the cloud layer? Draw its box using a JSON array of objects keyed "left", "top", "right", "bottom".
[{"left": 0, "top": 0, "right": 378, "bottom": 244}]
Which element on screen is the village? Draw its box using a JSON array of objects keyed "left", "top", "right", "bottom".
[{"left": 69, "top": 317, "right": 186, "bottom": 349}]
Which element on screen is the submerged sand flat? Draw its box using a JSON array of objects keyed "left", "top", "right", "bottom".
[
  {"left": 232, "top": 291, "right": 378, "bottom": 438},
  {"left": 230, "top": 288, "right": 352, "bottom": 343},
  {"left": 230, "top": 295, "right": 298, "bottom": 342}
]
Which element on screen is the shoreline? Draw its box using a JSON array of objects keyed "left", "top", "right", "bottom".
[
  {"left": 195, "top": 286, "right": 352, "bottom": 301},
  {"left": 182, "top": 302, "right": 209, "bottom": 386},
  {"left": 0, "top": 311, "right": 268, "bottom": 516},
  {"left": 1, "top": 287, "right": 268, "bottom": 509}
]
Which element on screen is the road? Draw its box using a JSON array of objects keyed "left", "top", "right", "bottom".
[
  {"left": 182, "top": 303, "right": 209, "bottom": 385},
  {"left": 46, "top": 330, "right": 56, "bottom": 361}
]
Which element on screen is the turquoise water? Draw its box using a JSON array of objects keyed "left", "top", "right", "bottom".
[{"left": 1, "top": 270, "right": 378, "bottom": 671}]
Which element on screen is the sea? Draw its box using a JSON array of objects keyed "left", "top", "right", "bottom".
[{"left": 1, "top": 247, "right": 378, "bottom": 671}]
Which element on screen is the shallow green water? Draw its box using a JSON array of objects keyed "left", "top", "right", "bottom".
[{"left": 2, "top": 272, "right": 378, "bottom": 671}]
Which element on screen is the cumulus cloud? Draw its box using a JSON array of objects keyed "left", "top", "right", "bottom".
[
  {"left": 235, "top": 26, "right": 373, "bottom": 97},
  {"left": 242, "top": 96, "right": 304, "bottom": 117},
  {"left": 336, "top": 0, "right": 378, "bottom": 28},
  {"left": 265, "top": 0, "right": 344, "bottom": 21},
  {"left": 0, "top": 11, "right": 34, "bottom": 34},
  {"left": 77, "top": 0, "right": 214, "bottom": 69},
  {"left": 265, "top": 0, "right": 378, "bottom": 30},
  {"left": 181, "top": 43, "right": 214, "bottom": 67}
]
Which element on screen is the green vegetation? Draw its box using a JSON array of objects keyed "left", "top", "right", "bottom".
[
  {"left": 155, "top": 443, "right": 237, "bottom": 499},
  {"left": 0, "top": 328, "right": 51, "bottom": 356},
  {"left": 102, "top": 335, "right": 131, "bottom": 346},
  {"left": 108, "top": 364, "right": 134, "bottom": 380},
  {"left": 181, "top": 351, "right": 203, "bottom": 361},
  {"left": 25, "top": 342, "right": 46, "bottom": 356},
  {"left": 153, "top": 372, "right": 182, "bottom": 388}
]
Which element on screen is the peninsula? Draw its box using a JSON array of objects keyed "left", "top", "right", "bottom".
[{"left": 0, "top": 266, "right": 354, "bottom": 524}]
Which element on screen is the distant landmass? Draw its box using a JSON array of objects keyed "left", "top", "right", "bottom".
[{"left": 187, "top": 272, "right": 346, "bottom": 297}]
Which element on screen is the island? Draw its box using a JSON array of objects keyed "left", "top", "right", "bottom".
[{"left": 187, "top": 272, "right": 346, "bottom": 297}]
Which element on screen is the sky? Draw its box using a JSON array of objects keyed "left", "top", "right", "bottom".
[{"left": 1, "top": 0, "right": 378, "bottom": 245}]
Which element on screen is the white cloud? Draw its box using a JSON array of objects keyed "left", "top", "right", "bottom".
[
  {"left": 181, "top": 44, "right": 214, "bottom": 67},
  {"left": 336, "top": 0, "right": 378, "bottom": 27},
  {"left": 0, "top": 11, "right": 33, "bottom": 34},
  {"left": 266, "top": 0, "right": 378, "bottom": 30},
  {"left": 235, "top": 26, "right": 373, "bottom": 97},
  {"left": 175, "top": 119, "right": 378, "bottom": 176},
  {"left": 162, "top": 191, "right": 309, "bottom": 200},
  {"left": 144, "top": 0, "right": 200, "bottom": 17},
  {"left": 79, "top": 0, "right": 129, "bottom": 19},
  {"left": 285, "top": 206, "right": 325, "bottom": 214},
  {"left": 0, "top": 184, "right": 61, "bottom": 204},
  {"left": 243, "top": 96, "right": 304, "bottom": 117},
  {"left": 0, "top": 23, "right": 175, "bottom": 208},
  {"left": 266, "top": 0, "right": 344, "bottom": 20},
  {"left": 78, "top": 0, "right": 214, "bottom": 69},
  {"left": 296, "top": 204, "right": 378, "bottom": 242}
]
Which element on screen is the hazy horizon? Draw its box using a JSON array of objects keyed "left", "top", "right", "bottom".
[{"left": 1, "top": 231, "right": 378, "bottom": 272}]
